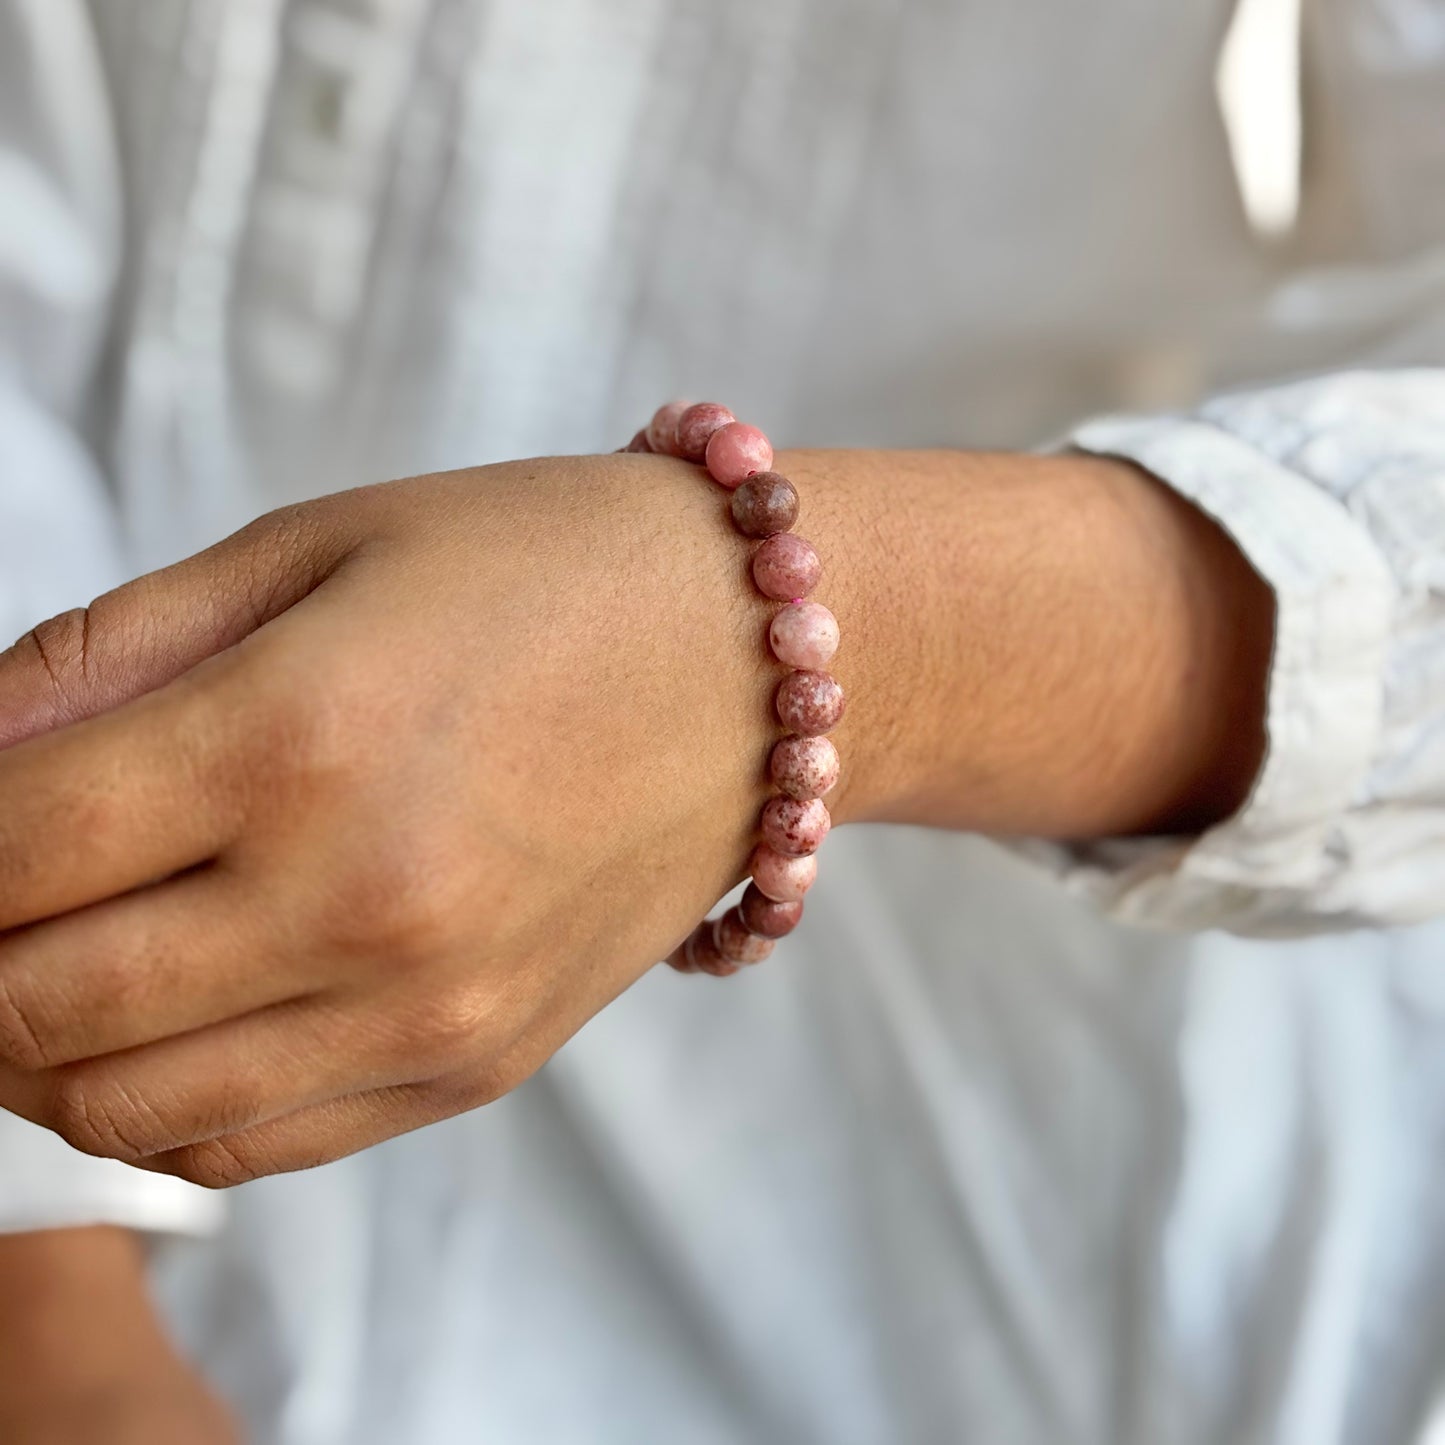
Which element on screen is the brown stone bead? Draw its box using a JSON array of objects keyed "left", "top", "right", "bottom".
[
  {"left": 714, "top": 908, "right": 776, "bottom": 964},
  {"left": 740, "top": 883, "right": 803, "bottom": 938},
  {"left": 776, "top": 670, "right": 846, "bottom": 736},
  {"left": 690, "top": 923, "right": 740, "bottom": 976},
  {"left": 730, "top": 472, "right": 799, "bottom": 538},
  {"left": 760, "top": 796, "right": 831, "bottom": 857},
  {"left": 770, "top": 736, "right": 841, "bottom": 800},
  {"left": 753, "top": 533, "right": 822, "bottom": 601},
  {"left": 676, "top": 403, "right": 736, "bottom": 463},
  {"left": 750, "top": 845, "right": 818, "bottom": 902}
]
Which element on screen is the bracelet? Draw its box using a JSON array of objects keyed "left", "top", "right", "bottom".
[{"left": 621, "top": 402, "right": 844, "bottom": 978}]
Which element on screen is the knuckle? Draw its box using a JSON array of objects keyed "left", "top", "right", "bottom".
[
  {"left": 422, "top": 1062, "right": 514, "bottom": 1115},
  {"left": 396, "top": 990, "right": 493, "bottom": 1069},
  {"left": 322, "top": 843, "right": 471, "bottom": 966},
  {"left": 0, "top": 975, "right": 52, "bottom": 1071},
  {"left": 16, "top": 608, "right": 93, "bottom": 717},
  {"left": 47, "top": 1074, "right": 167, "bottom": 1162},
  {"left": 168, "top": 1137, "right": 269, "bottom": 1190},
  {"left": 253, "top": 679, "right": 353, "bottom": 788}
]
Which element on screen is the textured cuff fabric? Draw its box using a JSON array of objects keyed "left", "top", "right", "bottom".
[
  {"left": 1031, "top": 370, "right": 1445, "bottom": 935},
  {"left": 0, "top": 1111, "right": 224, "bottom": 1237}
]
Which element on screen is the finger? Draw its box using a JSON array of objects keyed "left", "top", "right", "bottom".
[
  {"left": 14, "top": 990, "right": 485, "bottom": 1163},
  {"left": 0, "top": 867, "right": 317, "bottom": 1071},
  {"left": 125, "top": 988, "right": 620, "bottom": 1187},
  {"left": 0, "top": 665, "right": 247, "bottom": 932},
  {"left": 133, "top": 1078, "right": 478, "bottom": 1188},
  {"left": 0, "top": 502, "right": 358, "bottom": 750}
]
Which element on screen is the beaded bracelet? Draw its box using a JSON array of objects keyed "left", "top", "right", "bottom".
[{"left": 620, "top": 401, "right": 844, "bottom": 978}]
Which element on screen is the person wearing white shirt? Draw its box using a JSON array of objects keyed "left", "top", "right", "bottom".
[{"left": 1, "top": 2, "right": 1444, "bottom": 1442}]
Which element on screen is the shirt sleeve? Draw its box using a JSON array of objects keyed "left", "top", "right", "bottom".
[
  {"left": 0, "top": 0, "right": 222, "bottom": 1238},
  {"left": 1038, "top": 366, "right": 1445, "bottom": 936}
]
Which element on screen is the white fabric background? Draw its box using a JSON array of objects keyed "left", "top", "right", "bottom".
[{"left": 2, "top": 1, "right": 1445, "bottom": 1441}]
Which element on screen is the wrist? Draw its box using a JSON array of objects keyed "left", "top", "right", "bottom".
[{"left": 772, "top": 448, "right": 1272, "bottom": 838}]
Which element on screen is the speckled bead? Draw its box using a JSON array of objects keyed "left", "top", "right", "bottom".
[
  {"left": 706, "top": 422, "right": 774, "bottom": 488},
  {"left": 647, "top": 400, "right": 692, "bottom": 457},
  {"left": 753, "top": 534, "right": 822, "bottom": 601},
  {"left": 776, "top": 670, "right": 845, "bottom": 736},
  {"left": 769, "top": 600, "right": 839, "bottom": 669},
  {"left": 623, "top": 429, "right": 654, "bottom": 454},
  {"left": 740, "top": 883, "right": 804, "bottom": 938},
  {"left": 714, "top": 907, "right": 776, "bottom": 964},
  {"left": 690, "top": 923, "right": 739, "bottom": 977},
  {"left": 676, "top": 403, "right": 736, "bottom": 463},
  {"left": 770, "top": 735, "right": 841, "bottom": 800},
  {"left": 760, "top": 796, "right": 831, "bottom": 857},
  {"left": 730, "top": 472, "right": 799, "bottom": 538},
  {"left": 750, "top": 845, "right": 818, "bottom": 903}
]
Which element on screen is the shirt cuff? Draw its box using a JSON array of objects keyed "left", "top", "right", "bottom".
[{"left": 1030, "top": 412, "right": 1397, "bottom": 934}]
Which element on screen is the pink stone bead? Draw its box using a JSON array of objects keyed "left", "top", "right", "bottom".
[
  {"left": 769, "top": 600, "right": 839, "bottom": 669},
  {"left": 689, "top": 923, "right": 738, "bottom": 977},
  {"left": 730, "top": 472, "right": 800, "bottom": 538},
  {"left": 760, "top": 796, "right": 831, "bottom": 857},
  {"left": 714, "top": 908, "right": 776, "bottom": 964},
  {"left": 675, "top": 403, "right": 736, "bottom": 463},
  {"left": 740, "top": 882, "right": 804, "bottom": 938},
  {"left": 776, "top": 670, "right": 846, "bottom": 736},
  {"left": 752, "top": 534, "right": 822, "bottom": 601},
  {"left": 647, "top": 400, "right": 692, "bottom": 457},
  {"left": 770, "top": 735, "right": 841, "bottom": 800},
  {"left": 623, "top": 429, "right": 654, "bottom": 453},
  {"left": 750, "top": 844, "right": 818, "bottom": 903},
  {"left": 705, "top": 422, "right": 774, "bottom": 489}
]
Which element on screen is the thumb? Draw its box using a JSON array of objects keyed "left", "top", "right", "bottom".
[{"left": 0, "top": 504, "right": 356, "bottom": 749}]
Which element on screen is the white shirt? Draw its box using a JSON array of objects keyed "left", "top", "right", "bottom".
[{"left": 2, "top": 1, "right": 1445, "bottom": 1441}]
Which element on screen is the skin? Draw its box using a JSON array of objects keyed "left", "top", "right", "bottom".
[
  {"left": 0, "top": 1226, "right": 238, "bottom": 1443},
  {"left": 0, "top": 448, "right": 1272, "bottom": 1187}
]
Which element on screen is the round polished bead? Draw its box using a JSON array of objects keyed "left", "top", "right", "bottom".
[
  {"left": 623, "top": 429, "right": 654, "bottom": 454},
  {"left": 690, "top": 923, "right": 738, "bottom": 977},
  {"left": 769, "top": 600, "right": 839, "bottom": 669},
  {"left": 760, "top": 796, "right": 831, "bottom": 857},
  {"left": 753, "top": 534, "right": 822, "bottom": 600},
  {"left": 776, "top": 669, "right": 845, "bottom": 736},
  {"left": 750, "top": 844, "right": 818, "bottom": 903},
  {"left": 706, "top": 422, "right": 774, "bottom": 488},
  {"left": 740, "top": 882, "right": 804, "bottom": 938},
  {"left": 770, "top": 735, "right": 841, "bottom": 800},
  {"left": 647, "top": 400, "right": 692, "bottom": 457},
  {"left": 714, "top": 908, "right": 776, "bottom": 964},
  {"left": 676, "top": 403, "right": 736, "bottom": 463},
  {"left": 730, "top": 472, "right": 799, "bottom": 537}
]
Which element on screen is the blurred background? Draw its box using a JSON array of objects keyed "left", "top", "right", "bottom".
[{"left": 3, "top": 2, "right": 1445, "bottom": 1442}]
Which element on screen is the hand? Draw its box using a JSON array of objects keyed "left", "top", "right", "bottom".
[
  {"left": 0, "top": 457, "right": 783, "bottom": 1183},
  {"left": 0, "top": 1376, "right": 239, "bottom": 1445},
  {"left": 0, "top": 1227, "right": 239, "bottom": 1445},
  {"left": 0, "top": 449, "right": 1270, "bottom": 1183}
]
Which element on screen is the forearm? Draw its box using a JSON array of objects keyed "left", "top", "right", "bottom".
[
  {"left": 0, "top": 1227, "right": 237, "bottom": 1442},
  {"left": 0, "top": 1227, "right": 169, "bottom": 1387},
  {"left": 779, "top": 449, "right": 1275, "bottom": 838}
]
